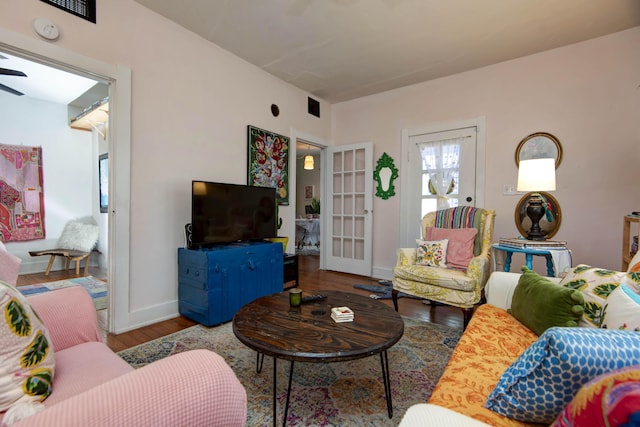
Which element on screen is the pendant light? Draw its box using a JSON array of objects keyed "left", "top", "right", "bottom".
[{"left": 303, "top": 144, "right": 314, "bottom": 170}]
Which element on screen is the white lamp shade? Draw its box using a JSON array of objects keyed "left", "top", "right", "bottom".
[
  {"left": 517, "top": 158, "right": 556, "bottom": 191},
  {"left": 303, "top": 155, "right": 314, "bottom": 170}
]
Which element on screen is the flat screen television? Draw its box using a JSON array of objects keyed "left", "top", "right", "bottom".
[{"left": 190, "top": 181, "right": 277, "bottom": 248}]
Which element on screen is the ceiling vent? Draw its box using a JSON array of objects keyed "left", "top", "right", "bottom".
[{"left": 40, "top": 0, "right": 96, "bottom": 23}]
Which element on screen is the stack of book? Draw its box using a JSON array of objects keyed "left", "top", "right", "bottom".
[
  {"left": 331, "top": 306, "right": 354, "bottom": 323},
  {"left": 498, "top": 237, "right": 567, "bottom": 250}
]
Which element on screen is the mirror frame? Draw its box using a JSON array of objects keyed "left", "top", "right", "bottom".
[
  {"left": 515, "top": 132, "right": 562, "bottom": 169},
  {"left": 373, "top": 152, "right": 399, "bottom": 200},
  {"left": 515, "top": 191, "right": 562, "bottom": 239}
]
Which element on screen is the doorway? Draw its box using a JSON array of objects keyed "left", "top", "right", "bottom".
[
  {"left": 0, "top": 29, "right": 132, "bottom": 334},
  {"left": 295, "top": 140, "right": 322, "bottom": 256}
]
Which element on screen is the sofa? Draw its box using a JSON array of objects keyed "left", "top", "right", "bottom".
[
  {"left": 399, "top": 253, "right": 640, "bottom": 427},
  {"left": 0, "top": 284, "right": 247, "bottom": 426}
]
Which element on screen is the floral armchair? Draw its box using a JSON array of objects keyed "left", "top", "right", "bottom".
[{"left": 392, "top": 207, "right": 496, "bottom": 328}]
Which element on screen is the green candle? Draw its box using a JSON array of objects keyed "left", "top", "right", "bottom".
[{"left": 289, "top": 289, "right": 302, "bottom": 307}]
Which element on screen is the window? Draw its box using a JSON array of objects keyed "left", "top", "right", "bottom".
[{"left": 41, "top": 0, "right": 96, "bottom": 23}]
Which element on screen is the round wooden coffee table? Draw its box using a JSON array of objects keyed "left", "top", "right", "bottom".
[{"left": 233, "top": 290, "right": 404, "bottom": 426}]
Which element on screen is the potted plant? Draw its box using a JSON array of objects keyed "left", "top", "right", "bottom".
[
  {"left": 310, "top": 197, "right": 320, "bottom": 218},
  {"left": 268, "top": 203, "right": 288, "bottom": 252}
]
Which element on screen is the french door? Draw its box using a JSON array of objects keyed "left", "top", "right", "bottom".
[
  {"left": 400, "top": 118, "right": 485, "bottom": 248},
  {"left": 324, "top": 142, "right": 373, "bottom": 276}
]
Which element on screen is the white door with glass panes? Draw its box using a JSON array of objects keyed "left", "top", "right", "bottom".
[
  {"left": 324, "top": 142, "right": 373, "bottom": 276},
  {"left": 400, "top": 120, "right": 485, "bottom": 248}
]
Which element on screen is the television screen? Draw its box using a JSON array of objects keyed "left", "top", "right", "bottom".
[{"left": 191, "top": 181, "right": 277, "bottom": 248}]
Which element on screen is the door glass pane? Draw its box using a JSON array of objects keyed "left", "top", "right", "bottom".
[
  {"left": 344, "top": 172, "right": 353, "bottom": 193},
  {"left": 354, "top": 239, "right": 364, "bottom": 260},
  {"left": 344, "top": 216, "right": 353, "bottom": 236},
  {"left": 332, "top": 195, "right": 342, "bottom": 214},
  {"left": 355, "top": 148, "right": 365, "bottom": 170},
  {"left": 342, "top": 239, "right": 353, "bottom": 258},
  {"left": 332, "top": 237, "right": 341, "bottom": 256},
  {"left": 355, "top": 217, "right": 364, "bottom": 238},
  {"left": 332, "top": 216, "right": 342, "bottom": 234},
  {"left": 344, "top": 151, "right": 353, "bottom": 172},
  {"left": 333, "top": 174, "right": 343, "bottom": 194},
  {"left": 344, "top": 195, "right": 353, "bottom": 214},
  {"left": 355, "top": 195, "right": 365, "bottom": 215},
  {"left": 355, "top": 171, "right": 365, "bottom": 192}
]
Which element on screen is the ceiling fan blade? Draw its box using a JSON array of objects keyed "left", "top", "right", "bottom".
[
  {"left": 0, "top": 67, "right": 27, "bottom": 77},
  {"left": 0, "top": 83, "right": 24, "bottom": 96}
]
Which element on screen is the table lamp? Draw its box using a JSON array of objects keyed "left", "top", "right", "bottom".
[{"left": 516, "top": 158, "right": 556, "bottom": 240}]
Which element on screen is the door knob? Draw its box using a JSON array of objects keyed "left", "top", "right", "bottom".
[{"left": 466, "top": 197, "right": 472, "bottom": 202}]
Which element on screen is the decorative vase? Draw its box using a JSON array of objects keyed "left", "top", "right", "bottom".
[{"left": 267, "top": 237, "right": 289, "bottom": 253}]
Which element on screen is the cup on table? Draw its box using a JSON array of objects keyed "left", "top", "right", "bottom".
[{"left": 289, "top": 288, "right": 302, "bottom": 307}]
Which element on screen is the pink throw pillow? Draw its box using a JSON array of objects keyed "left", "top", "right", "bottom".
[{"left": 424, "top": 227, "right": 477, "bottom": 270}]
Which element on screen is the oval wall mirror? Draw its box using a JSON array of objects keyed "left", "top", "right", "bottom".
[
  {"left": 515, "top": 191, "right": 562, "bottom": 239},
  {"left": 373, "top": 152, "right": 398, "bottom": 200},
  {"left": 515, "top": 132, "right": 562, "bottom": 169}
]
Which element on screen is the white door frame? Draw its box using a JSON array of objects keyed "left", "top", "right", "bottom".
[
  {"left": 0, "top": 28, "right": 132, "bottom": 334},
  {"left": 399, "top": 117, "right": 486, "bottom": 248}
]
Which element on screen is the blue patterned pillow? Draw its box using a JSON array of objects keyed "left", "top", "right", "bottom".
[{"left": 485, "top": 327, "right": 640, "bottom": 424}]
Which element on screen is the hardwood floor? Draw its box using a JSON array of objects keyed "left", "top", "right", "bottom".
[{"left": 17, "top": 255, "right": 464, "bottom": 353}]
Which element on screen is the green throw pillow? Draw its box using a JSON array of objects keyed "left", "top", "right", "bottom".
[{"left": 508, "top": 266, "right": 584, "bottom": 335}]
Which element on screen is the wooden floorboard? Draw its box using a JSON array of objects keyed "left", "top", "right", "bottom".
[{"left": 16, "top": 255, "right": 464, "bottom": 353}]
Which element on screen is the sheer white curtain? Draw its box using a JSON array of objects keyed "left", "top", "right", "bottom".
[{"left": 419, "top": 138, "right": 463, "bottom": 210}]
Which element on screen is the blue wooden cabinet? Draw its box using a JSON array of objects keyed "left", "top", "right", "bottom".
[{"left": 178, "top": 241, "right": 283, "bottom": 326}]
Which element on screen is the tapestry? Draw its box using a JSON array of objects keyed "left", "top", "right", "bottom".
[
  {"left": 0, "top": 144, "right": 45, "bottom": 242},
  {"left": 247, "top": 125, "right": 290, "bottom": 205}
]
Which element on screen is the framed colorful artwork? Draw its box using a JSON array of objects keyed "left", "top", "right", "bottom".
[
  {"left": 247, "top": 125, "right": 290, "bottom": 205},
  {"left": 304, "top": 185, "right": 314, "bottom": 200}
]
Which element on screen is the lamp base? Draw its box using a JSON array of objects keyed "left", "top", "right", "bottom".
[{"left": 525, "top": 193, "right": 547, "bottom": 241}]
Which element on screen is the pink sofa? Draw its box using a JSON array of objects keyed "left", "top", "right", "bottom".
[{"left": 3, "top": 286, "right": 247, "bottom": 426}]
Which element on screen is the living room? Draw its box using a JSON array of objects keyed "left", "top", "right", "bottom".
[
  {"left": 1, "top": 1, "right": 639, "bottom": 425},
  {"left": 1, "top": 1, "right": 637, "bottom": 336}
]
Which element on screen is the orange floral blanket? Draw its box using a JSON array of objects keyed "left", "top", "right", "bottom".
[{"left": 428, "top": 304, "right": 543, "bottom": 426}]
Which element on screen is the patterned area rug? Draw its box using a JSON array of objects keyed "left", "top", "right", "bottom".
[
  {"left": 18, "top": 276, "right": 108, "bottom": 310},
  {"left": 118, "top": 316, "right": 461, "bottom": 426}
]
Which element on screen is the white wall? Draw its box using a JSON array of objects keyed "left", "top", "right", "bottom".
[
  {"left": 0, "top": 93, "right": 96, "bottom": 272},
  {"left": 0, "top": 0, "right": 332, "bottom": 331},
  {"left": 333, "top": 27, "right": 640, "bottom": 276}
]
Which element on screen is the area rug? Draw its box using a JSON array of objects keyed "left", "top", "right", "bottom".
[
  {"left": 18, "top": 276, "right": 107, "bottom": 310},
  {"left": 118, "top": 316, "right": 461, "bottom": 426}
]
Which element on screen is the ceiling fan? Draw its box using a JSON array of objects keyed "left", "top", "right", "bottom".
[{"left": 0, "top": 54, "right": 27, "bottom": 96}]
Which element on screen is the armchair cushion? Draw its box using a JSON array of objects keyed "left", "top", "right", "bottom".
[
  {"left": 425, "top": 227, "right": 477, "bottom": 270},
  {"left": 508, "top": 266, "right": 584, "bottom": 335},
  {"left": 416, "top": 239, "right": 448, "bottom": 267},
  {"left": 0, "top": 281, "right": 55, "bottom": 418}
]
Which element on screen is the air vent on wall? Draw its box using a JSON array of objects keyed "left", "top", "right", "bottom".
[
  {"left": 40, "top": 0, "right": 96, "bottom": 23},
  {"left": 308, "top": 97, "right": 320, "bottom": 118}
]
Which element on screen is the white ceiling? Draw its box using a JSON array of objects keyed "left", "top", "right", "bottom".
[
  {"left": 4, "top": 1, "right": 638, "bottom": 106},
  {"left": 0, "top": 51, "right": 97, "bottom": 105},
  {"left": 133, "top": 0, "right": 640, "bottom": 103}
]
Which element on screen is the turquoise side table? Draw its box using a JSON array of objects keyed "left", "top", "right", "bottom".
[{"left": 491, "top": 243, "right": 569, "bottom": 277}]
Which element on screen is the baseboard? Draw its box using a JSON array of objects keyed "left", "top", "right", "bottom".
[
  {"left": 372, "top": 266, "right": 393, "bottom": 282},
  {"left": 119, "top": 300, "right": 180, "bottom": 334}
]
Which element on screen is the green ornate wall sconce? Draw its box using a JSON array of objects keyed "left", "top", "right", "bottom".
[{"left": 373, "top": 152, "right": 399, "bottom": 199}]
